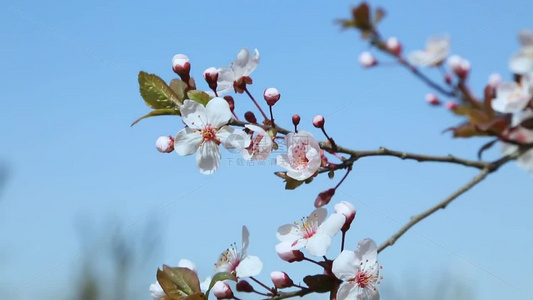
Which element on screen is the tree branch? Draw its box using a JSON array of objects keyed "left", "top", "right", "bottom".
[
  {"left": 377, "top": 152, "right": 520, "bottom": 253},
  {"left": 265, "top": 288, "right": 312, "bottom": 300}
]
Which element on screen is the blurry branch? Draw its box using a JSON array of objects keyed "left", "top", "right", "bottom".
[{"left": 377, "top": 150, "right": 520, "bottom": 253}]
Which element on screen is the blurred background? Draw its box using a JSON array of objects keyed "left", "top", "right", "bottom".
[{"left": 1, "top": 0, "right": 532, "bottom": 299}]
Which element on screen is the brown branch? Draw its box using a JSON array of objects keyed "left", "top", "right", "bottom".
[
  {"left": 265, "top": 288, "right": 312, "bottom": 300},
  {"left": 377, "top": 152, "right": 519, "bottom": 253}
]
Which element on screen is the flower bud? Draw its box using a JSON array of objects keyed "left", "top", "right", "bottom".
[
  {"left": 156, "top": 136, "right": 174, "bottom": 153},
  {"left": 204, "top": 67, "right": 219, "bottom": 90},
  {"left": 425, "top": 93, "right": 441, "bottom": 106},
  {"left": 212, "top": 281, "right": 234, "bottom": 299},
  {"left": 270, "top": 271, "right": 294, "bottom": 289},
  {"left": 244, "top": 111, "right": 257, "bottom": 123},
  {"left": 236, "top": 280, "right": 254, "bottom": 293},
  {"left": 334, "top": 201, "right": 356, "bottom": 232},
  {"left": 358, "top": 51, "right": 377, "bottom": 68},
  {"left": 172, "top": 54, "right": 191, "bottom": 80},
  {"left": 385, "top": 37, "right": 402, "bottom": 56},
  {"left": 292, "top": 115, "right": 301, "bottom": 127},
  {"left": 223, "top": 96, "right": 235, "bottom": 112},
  {"left": 445, "top": 101, "right": 459, "bottom": 111},
  {"left": 488, "top": 73, "right": 502, "bottom": 88},
  {"left": 264, "top": 88, "right": 281, "bottom": 106},
  {"left": 447, "top": 55, "right": 470, "bottom": 79},
  {"left": 444, "top": 73, "right": 453, "bottom": 85},
  {"left": 312, "top": 115, "right": 325, "bottom": 128},
  {"left": 275, "top": 243, "right": 304, "bottom": 263},
  {"left": 314, "top": 188, "right": 335, "bottom": 208}
]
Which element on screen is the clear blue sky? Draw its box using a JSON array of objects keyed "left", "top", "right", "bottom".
[{"left": 1, "top": 0, "right": 532, "bottom": 299}]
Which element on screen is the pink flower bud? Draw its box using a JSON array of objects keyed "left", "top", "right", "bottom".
[
  {"left": 334, "top": 201, "right": 356, "bottom": 231},
  {"left": 264, "top": 88, "right": 281, "bottom": 106},
  {"left": 385, "top": 37, "right": 402, "bottom": 56},
  {"left": 244, "top": 111, "right": 257, "bottom": 123},
  {"left": 223, "top": 96, "right": 235, "bottom": 112},
  {"left": 312, "top": 115, "right": 325, "bottom": 128},
  {"left": 203, "top": 67, "right": 219, "bottom": 90},
  {"left": 212, "top": 281, "right": 234, "bottom": 300},
  {"left": 425, "top": 93, "right": 441, "bottom": 106},
  {"left": 172, "top": 54, "right": 191, "bottom": 79},
  {"left": 156, "top": 136, "right": 174, "bottom": 153},
  {"left": 447, "top": 55, "right": 470, "bottom": 79},
  {"left": 275, "top": 243, "right": 304, "bottom": 263},
  {"left": 488, "top": 73, "right": 502, "bottom": 88},
  {"left": 445, "top": 73, "right": 453, "bottom": 85},
  {"left": 314, "top": 188, "right": 335, "bottom": 207},
  {"left": 358, "top": 51, "right": 377, "bottom": 68},
  {"left": 445, "top": 101, "right": 459, "bottom": 110},
  {"left": 270, "top": 271, "right": 294, "bottom": 289},
  {"left": 292, "top": 115, "right": 301, "bottom": 127},
  {"left": 236, "top": 280, "right": 254, "bottom": 293}
]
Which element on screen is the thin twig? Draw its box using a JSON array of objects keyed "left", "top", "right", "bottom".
[
  {"left": 377, "top": 152, "right": 520, "bottom": 253},
  {"left": 265, "top": 288, "right": 312, "bottom": 300}
]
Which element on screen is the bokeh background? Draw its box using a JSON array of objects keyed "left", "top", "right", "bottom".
[{"left": 1, "top": 0, "right": 532, "bottom": 299}]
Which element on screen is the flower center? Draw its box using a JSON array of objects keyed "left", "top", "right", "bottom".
[
  {"left": 215, "top": 243, "right": 241, "bottom": 274},
  {"left": 201, "top": 126, "right": 217, "bottom": 142},
  {"left": 354, "top": 271, "right": 373, "bottom": 288},
  {"left": 290, "top": 143, "right": 309, "bottom": 170},
  {"left": 293, "top": 213, "right": 320, "bottom": 241}
]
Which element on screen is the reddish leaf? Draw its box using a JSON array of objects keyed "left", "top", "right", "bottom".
[{"left": 303, "top": 274, "right": 337, "bottom": 293}]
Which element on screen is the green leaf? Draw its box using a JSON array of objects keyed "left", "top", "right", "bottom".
[
  {"left": 170, "top": 79, "right": 188, "bottom": 102},
  {"left": 204, "top": 272, "right": 237, "bottom": 300},
  {"left": 138, "top": 71, "right": 181, "bottom": 109},
  {"left": 157, "top": 266, "right": 201, "bottom": 299},
  {"left": 285, "top": 177, "right": 304, "bottom": 190},
  {"left": 131, "top": 108, "right": 180, "bottom": 126},
  {"left": 187, "top": 90, "right": 212, "bottom": 106},
  {"left": 328, "top": 170, "right": 335, "bottom": 179}
]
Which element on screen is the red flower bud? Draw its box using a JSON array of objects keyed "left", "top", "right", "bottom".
[
  {"left": 223, "top": 96, "right": 235, "bottom": 111},
  {"left": 244, "top": 111, "right": 257, "bottom": 123},
  {"left": 270, "top": 271, "right": 294, "bottom": 289},
  {"left": 292, "top": 115, "right": 301, "bottom": 127},
  {"left": 445, "top": 101, "right": 459, "bottom": 111},
  {"left": 385, "top": 37, "right": 402, "bottom": 56},
  {"left": 334, "top": 201, "right": 356, "bottom": 232},
  {"left": 172, "top": 54, "right": 191, "bottom": 80},
  {"left": 203, "top": 67, "right": 219, "bottom": 90},
  {"left": 264, "top": 87, "right": 281, "bottom": 106},
  {"left": 212, "top": 281, "right": 233, "bottom": 299},
  {"left": 312, "top": 115, "right": 325, "bottom": 128},
  {"left": 155, "top": 136, "right": 174, "bottom": 153},
  {"left": 236, "top": 280, "right": 254, "bottom": 293},
  {"left": 425, "top": 93, "right": 441, "bottom": 106},
  {"left": 314, "top": 188, "right": 336, "bottom": 208}
]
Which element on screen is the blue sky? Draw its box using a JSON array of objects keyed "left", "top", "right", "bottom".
[{"left": 1, "top": 0, "right": 532, "bottom": 299}]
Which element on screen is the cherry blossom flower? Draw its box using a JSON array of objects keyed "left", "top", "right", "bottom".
[
  {"left": 212, "top": 281, "right": 234, "bottom": 299},
  {"left": 174, "top": 98, "right": 248, "bottom": 174},
  {"left": 215, "top": 226, "right": 263, "bottom": 278},
  {"left": 241, "top": 124, "right": 272, "bottom": 160},
  {"left": 332, "top": 238, "right": 381, "bottom": 300},
  {"left": 276, "top": 131, "right": 321, "bottom": 181},
  {"left": 217, "top": 49, "right": 260, "bottom": 94},
  {"left": 270, "top": 271, "right": 294, "bottom": 289},
  {"left": 491, "top": 78, "right": 531, "bottom": 113},
  {"left": 276, "top": 208, "right": 345, "bottom": 257},
  {"left": 358, "top": 52, "right": 377, "bottom": 68},
  {"left": 409, "top": 35, "right": 450, "bottom": 67},
  {"left": 509, "top": 30, "right": 533, "bottom": 74}
]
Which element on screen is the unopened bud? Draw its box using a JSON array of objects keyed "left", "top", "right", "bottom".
[
  {"left": 236, "top": 280, "right": 254, "bottom": 293},
  {"left": 334, "top": 201, "right": 356, "bottom": 231},
  {"left": 275, "top": 243, "right": 304, "bottom": 263},
  {"left": 445, "top": 73, "right": 453, "bottom": 85},
  {"left": 156, "top": 136, "right": 174, "bottom": 153},
  {"left": 359, "top": 51, "right": 377, "bottom": 68},
  {"left": 244, "top": 111, "right": 257, "bottom": 123},
  {"left": 203, "top": 67, "right": 219, "bottom": 90},
  {"left": 425, "top": 93, "right": 441, "bottom": 106},
  {"left": 212, "top": 281, "right": 233, "bottom": 300},
  {"left": 264, "top": 88, "right": 281, "bottom": 106},
  {"left": 292, "top": 115, "right": 301, "bottom": 127},
  {"left": 172, "top": 54, "right": 191, "bottom": 80},
  {"left": 385, "top": 37, "right": 402, "bottom": 56},
  {"left": 488, "top": 73, "right": 502, "bottom": 88},
  {"left": 223, "top": 96, "right": 235, "bottom": 112},
  {"left": 312, "top": 115, "right": 325, "bottom": 128},
  {"left": 445, "top": 101, "right": 459, "bottom": 110},
  {"left": 314, "top": 188, "right": 336, "bottom": 207},
  {"left": 270, "top": 271, "right": 294, "bottom": 289},
  {"left": 448, "top": 55, "right": 470, "bottom": 79}
]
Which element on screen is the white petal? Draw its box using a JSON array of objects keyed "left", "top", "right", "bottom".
[
  {"left": 276, "top": 225, "right": 304, "bottom": 243},
  {"left": 408, "top": 50, "right": 432, "bottom": 66},
  {"left": 181, "top": 100, "right": 206, "bottom": 129},
  {"left": 336, "top": 282, "right": 357, "bottom": 300},
  {"left": 306, "top": 233, "right": 331, "bottom": 257},
  {"left": 196, "top": 141, "right": 220, "bottom": 174},
  {"left": 235, "top": 255, "right": 263, "bottom": 278},
  {"left": 174, "top": 128, "right": 203, "bottom": 156},
  {"left": 242, "top": 225, "right": 250, "bottom": 257},
  {"left": 332, "top": 250, "right": 359, "bottom": 281},
  {"left": 216, "top": 67, "right": 235, "bottom": 95},
  {"left": 276, "top": 154, "right": 292, "bottom": 170},
  {"left": 218, "top": 127, "right": 250, "bottom": 151},
  {"left": 355, "top": 239, "right": 379, "bottom": 276},
  {"left": 233, "top": 49, "right": 251, "bottom": 78},
  {"left": 200, "top": 276, "right": 212, "bottom": 292},
  {"left": 150, "top": 282, "right": 166, "bottom": 299},
  {"left": 206, "top": 97, "right": 233, "bottom": 128},
  {"left": 318, "top": 213, "right": 346, "bottom": 237},
  {"left": 243, "top": 49, "right": 260, "bottom": 76},
  {"left": 509, "top": 49, "right": 533, "bottom": 74},
  {"left": 178, "top": 259, "right": 197, "bottom": 274}
]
